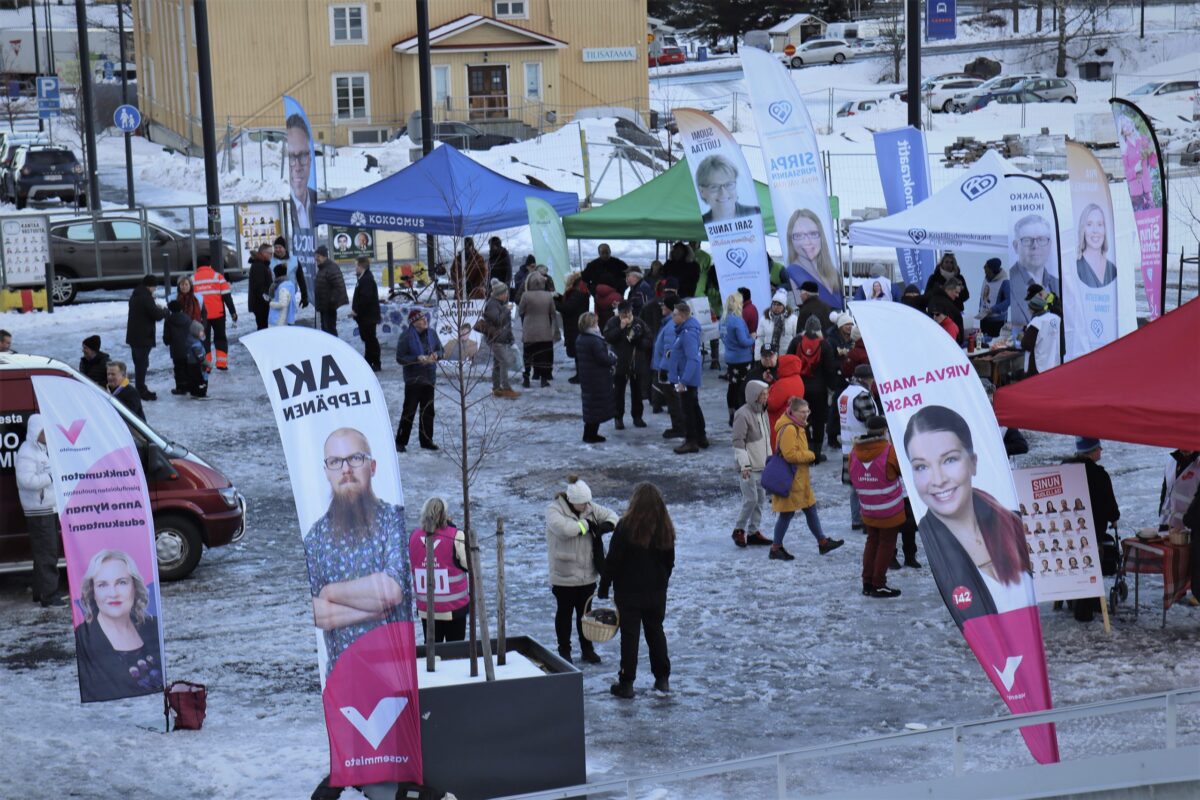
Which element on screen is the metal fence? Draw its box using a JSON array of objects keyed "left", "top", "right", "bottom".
[{"left": 497, "top": 688, "right": 1200, "bottom": 800}]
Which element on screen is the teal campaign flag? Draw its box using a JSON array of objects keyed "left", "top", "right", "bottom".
[{"left": 526, "top": 197, "right": 572, "bottom": 293}]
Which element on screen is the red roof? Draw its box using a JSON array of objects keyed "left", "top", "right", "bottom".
[{"left": 994, "top": 297, "right": 1200, "bottom": 450}]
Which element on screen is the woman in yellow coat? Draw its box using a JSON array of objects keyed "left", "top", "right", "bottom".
[{"left": 770, "top": 397, "right": 845, "bottom": 561}]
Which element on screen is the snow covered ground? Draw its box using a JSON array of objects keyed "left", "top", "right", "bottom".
[
  {"left": 2, "top": 282, "right": 1198, "bottom": 799},
  {"left": 1, "top": 12, "right": 1198, "bottom": 797}
]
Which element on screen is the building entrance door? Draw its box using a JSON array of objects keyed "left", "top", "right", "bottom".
[{"left": 468, "top": 65, "right": 508, "bottom": 120}]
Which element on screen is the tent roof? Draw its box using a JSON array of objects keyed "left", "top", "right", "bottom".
[
  {"left": 848, "top": 150, "right": 1019, "bottom": 255},
  {"left": 314, "top": 144, "right": 578, "bottom": 236},
  {"left": 993, "top": 297, "right": 1200, "bottom": 450},
  {"left": 561, "top": 160, "right": 776, "bottom": 242}
]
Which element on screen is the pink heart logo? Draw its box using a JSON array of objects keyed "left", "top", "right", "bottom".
[{"left": 57, "top": 419, "right": 86, "bottom": 444}]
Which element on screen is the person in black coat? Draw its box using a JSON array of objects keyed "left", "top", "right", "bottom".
[
  {"left": 79, "top": 335, "right": 110, "bottom": 387},
  {"left": 598, "top": 483, "right": 675, "bottom": 698},
  {"left": 487, "top": 236, "right": 512, "bottom": 287},
  {"left": 350, "top": 257, "right": 382, "bottom": 371},
  {"left": 247, "top": 244, "right": 274, "bottom": 330},
  {"left": 125, "top": 275, "right": 166, "bottom": 400},
  {"left": 162, "top": 300, "right": 193, "bottom": 395},
  {"left": 1062, "top": 437, "right": 1120, "bottom": 621},
  {"left": 394, "top": 310, "right": 443, "bottom": 452},
  {"left": 582, "top": 244, "right": 627, "bottom": 293},
  {"left": 106, "top": 361, "right": 145, "bottom": 422},
  {"left": 558, "top": 274, "right": 590, "bottom": 379},
  {"left": 575, "top": 312, "right": 617, "bottom": 443},
  {"left": 660, "top": 242, "right": 700, "bottom": 298},
  {"left": 603, "top": 301, "right": 653, "bottom": 430}
]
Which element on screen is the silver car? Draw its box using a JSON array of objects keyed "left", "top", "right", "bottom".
[{"left": 1010, "top": 77, "right": 1077, "bottom": 103}]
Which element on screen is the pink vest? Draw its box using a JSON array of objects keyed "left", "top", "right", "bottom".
[
  {"left": 409, "top": 526, "right": 470, "bottom": 615},
  {"left": 849, "top": 442, "right": 905, "bottom": 521}
]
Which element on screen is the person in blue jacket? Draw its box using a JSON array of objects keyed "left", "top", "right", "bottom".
[
  {"left": 651, "top": 293, "right": 685, "bottom": 438},
  {"left": 667, "top": 302, "right": 706, "bottom": 455},
  {"left": 720, "top": 291, "right": 755, "bottom": 427}
]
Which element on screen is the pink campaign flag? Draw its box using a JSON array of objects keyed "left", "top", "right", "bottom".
[
  {"left": 1110, "top": 99, "right": 1166, "bottom": 320},
  {"left": 852, "top": 301, "right": 1059, "bottom": 764}
]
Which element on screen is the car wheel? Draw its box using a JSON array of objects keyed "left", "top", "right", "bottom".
[
  {"left": 50, "top": 267, "right": 77, "bottom": 305},
  {"left": 1062, "top": 96, "right": 1076, "bottom": 103},
  {"left": 790, "top": 57, "right": 803, "bottom": 68},
  {"left": 155, "top": 513, "right": 203, "bottom": 581},
  {"left": 942, "top": 99, "right": 954, "bottom": 112},
  {"left": 833, "top": 53, "right": 845, "bottom": 64}
]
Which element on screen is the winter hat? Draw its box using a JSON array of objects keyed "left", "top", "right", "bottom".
[
  {"left": 803, "top": 315, "right": 822, "bottom": 337},
  {"left": 273, "top": 235, "right": 287, "bottom": 248},
  {"left": 1075, "top": 437, "right": 1102, "bottom": 455},
  {"left": 1028, "top": 295, "right": 1047, "bottom": 312},
  {"left": 661, "top": 290, "right": 680, "bottom": 308},
  {"left": 315, "top": 245, "right": 329, "bottom": 257},
  {"left": 853, "top": 363, "right": 873, "bottom": 380},
  {"left": 82, "top": 335, "right": 101, "bottom": 351},
  {"left": 760, "top": 343, "right": 777, "bottom": 356},
  {"left": 490, "top": 279, "right": 509, "bottom": 299},
  {"left": 273, "top": 263, "right": 288, "bottom": 277},
  {"left": 408, "top": 309, "right": 426, "bottom": 322},
  {"left": 835, "top": 312, "right": 854, "bottom": 329},
  {"left": 167, "top": 299, "right": 182, "bottom": 313},
  {"left": 625, "top": 265, "right": 643, "bottom": 276},
  {"left": 745, "top": 380, "right": 769, "bottom": 408},
  {"left": 565, "top": 475, "right": 592, "bottom": 505},
  {"left": 902, "top": 283, "right": 921, "bottom": 296},
  {"left": 771, "top": 288, "right": 788, "bottom": 305},
  {"left": 984, "top": 257, "right": 1002, "bottom": 275},
  {"left": 799, "top": 280, "right": 819, "bottom": 294},
  {"left": 865, "top": 415, "right": 889, "bottom": 436}
]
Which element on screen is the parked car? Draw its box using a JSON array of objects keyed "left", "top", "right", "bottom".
[
  {"left": 1010, "top": 76, "right": 1077, "bottom": 103},
  {"left": 1127, "top": 80, "right": 1198, "bottom": 98},
  {"left": 784, "top": 38, "right": 853, "bottom": 68},
  {"left": 837, "top": 98, "right": 883, "bottom": 117},
  {"left": 0, "top": 353, "right": 246, "bottom": 580},
  {"left": 926, "top": 78, "right": 984, "bottom": 112},
  {"left": 47, "top": 216, "right": 240, "bottom": 305},
  {"left": 2, "top": 145, "right": 84, "bottom": 209},
  {"left": 953, "top": 73, "right": 1043, "bottom": 112},
  {"left": 649, "top": 46, "right": 686, "bottom": 67},
  {"left": 990, "top": 88, "right": 1055, "bottom": 106},
  {"left": 890, "top": 72, "right": 974, "bottom": 102}
]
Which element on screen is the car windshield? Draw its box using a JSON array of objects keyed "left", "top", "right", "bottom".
[
  {"left": 26, "top": 150, "right": 76, "bottom": 166},
  {"left": 1128, "top": 83, "right": 1159, "bottom": 96}
]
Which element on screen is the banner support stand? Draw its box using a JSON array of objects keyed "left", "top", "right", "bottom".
[{"left": 1100, "top": 586, "right": 1112, "bottom": 634}]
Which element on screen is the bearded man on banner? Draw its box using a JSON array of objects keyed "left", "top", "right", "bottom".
[{"left": 304, "top": 427, "right": 413, "bottom": 679}]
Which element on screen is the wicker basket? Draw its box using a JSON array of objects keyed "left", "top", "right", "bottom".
[
  {"left": 1168, "top": 529, "right": 1190, "bottom": 546},
  {"left": 580, "top": 595, "right": 619, "bottom": 644}
]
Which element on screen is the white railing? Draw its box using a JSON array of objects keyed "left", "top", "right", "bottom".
[{"left": 497, "top": 687, "right": 1200, "bottom": 800}]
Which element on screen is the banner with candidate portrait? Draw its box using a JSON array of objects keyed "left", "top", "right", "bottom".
[
  {"left": 873, "top": 127, "right": 936, "bottom": 289},
  {"left": 29, "top": 376, "right": 167, "bottom": 704},
  {"left": 740, "top": 47, "right": 842, "bottom": 311},
  {"left": 526, "top": 197, "right": 572, "bottom": 293},
  {"left": 331, "top": 225, "right": 375, "bottom": 262},
  {"left": 1006, "top": 175, "right": 1064, "bottom": 336},
  {"left": 851, "top": 300, "right": 1059, "bottom": 765},
  {"left": 1064, "top": 143, "right": 1119, "bottom": 360},
  {"left": 673, "top": 107, "right": 772, "bottom": 314},
  {"left": 1013, "top": 463, "right": 1105, "bottom": 603},
  {"left": 1110, "top": 99, "right": 1166, "bottom": 320},
  {"left": 282, "top": 95, "right": 318, "bottom": 297},
  {"left": 244, "top": 327, "right": 422, "bottom": 787}
]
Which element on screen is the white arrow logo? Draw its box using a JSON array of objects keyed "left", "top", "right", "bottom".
[
  {"left": 992, "top": 656, "right": 1023, "bottom": 692},
  {"left": 340, "top": 697, "right": 408, "bottom": 749}
]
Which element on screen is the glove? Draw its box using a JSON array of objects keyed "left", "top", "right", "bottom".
[
  {"left": 595, "top": 520, "right": 616, "bottom": 535},
  {"left": 299, "top": 296, "right": 310, "bottom": 309}
]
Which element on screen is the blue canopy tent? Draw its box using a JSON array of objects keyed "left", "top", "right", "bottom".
[{"left": 314, "top": 144, "right": 579, "bottom": 235}]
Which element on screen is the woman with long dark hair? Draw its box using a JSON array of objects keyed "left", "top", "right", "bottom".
[
  {"left": 599, "top": 483, "right": 675, "bottom": 699},
  {"left": 902, "top": 405, "right": 1034, "bottom": 619}
]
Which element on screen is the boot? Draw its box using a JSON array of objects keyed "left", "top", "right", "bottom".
[
  {"left": 889, "top": 556, "right": 902, "bottom": 570},
  {"left": 869, "top": 586, "right": 902, "bottom": 598},
  {"left": 580, "top": 647, "right": 602, "bottom": 664},
  {"left": 557, "top": 648, "right": 573, "bottom": 665},
  {"left": 662, "top": 428, "right": 684, "bottom": 439},
  {"left": 732, "top": 529, "right": 747, "bottom": 547},
  {"left": 610, "top": 681, "right": 635, "bottom": 699},
  {"left": 522, "top": 375, "right": 531, "bottom": 388},
  {"left": 540, "top": 377, "right": 551, "bottom": 387},
  {"left": 633, "top": 418, "right": 647, "bottom": 428},
  {"left": 653, "top": 677, "right": 671, "bottom": 693},
  {"left": 673, "top": 441, "right": 699, "bottom": 454},
  {"left": 583, "top": 432, "right": 607, "bottom": 444},
  {"left": 746, "top": 531, "right": 772, "bottom": 546},
  {"left": 818, "top": 538, "right": 845, "bottom": 555},
  {"left": 613, "top": 418, "right": 625, "bottom": 430},
  {"left": 769, "top": 546, "right": 795, "bottom": 561},
  {"left": 904, "top": 558, "right": 923, "bottom": 569}
]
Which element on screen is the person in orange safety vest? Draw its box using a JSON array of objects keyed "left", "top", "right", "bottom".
[{"left": 193, "top": 257, "right": 238, "bottom": 370}]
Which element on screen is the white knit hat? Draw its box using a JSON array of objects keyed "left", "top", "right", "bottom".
[
  {"left": 771, "top": 288, "right": 788, "bottom": 305},
  {"left": 566, "top": 477, "right": 592, "bottom": 505},
  {"left": 835, "top": 312, "right": 853, "bottom": 329}
]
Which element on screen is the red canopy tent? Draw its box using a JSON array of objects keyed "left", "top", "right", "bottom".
[{"left": 994, "top": 297, "right": 1200, "bottom": 451}]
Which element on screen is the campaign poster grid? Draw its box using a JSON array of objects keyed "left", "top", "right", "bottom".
[
  {"left": 243, "top": 327, "right": 422, "bottom": 787},
  {"left": 237, "top": 203, "right": 282, "bottom": 269},
  {"left": 1, "top": 215, "right": 51, "bottom": 287},
  {"left": 673, "top": 106, "right": 773, "bottom": 314},
  {"left": 30, "top": 376, "right": 166, "bottom": 704},
  {"left": 1110, "top": 99, "right": 1166, "bottom": 320},
  {"left": 282, "top": 95, "right": 318, "bottom": 295},
  {"left": 851, "top": 300, "right": 1059, "bottom": 765},
  {"left": 1014, "top": 463, "right": 1104, "bottom": 603},
  {"left": 1064, "top": 142, "right": 1119, "bottom": 360},
  {"left": 740, "top": 47, "right": 843, "bottom": 311}
]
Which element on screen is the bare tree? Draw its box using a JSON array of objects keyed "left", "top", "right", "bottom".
[
  {"left": 1026, "top": 0, "right": 1121, "bottom": 78},
  {"left": 879, "top": 10, "right": 905, "bottom": 85}
]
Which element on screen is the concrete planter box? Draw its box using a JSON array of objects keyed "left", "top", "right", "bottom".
[{"left": 415, "top": 636, "right": 585, "bottom": 800}]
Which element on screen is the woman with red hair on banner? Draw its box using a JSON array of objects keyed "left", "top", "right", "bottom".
[{"left": 903, "top": 405, "right": 1034, "bottom": 619}]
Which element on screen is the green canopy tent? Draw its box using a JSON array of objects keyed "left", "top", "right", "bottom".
[{"left": 561, "top": 160, "right": 776, "bottom": 242}]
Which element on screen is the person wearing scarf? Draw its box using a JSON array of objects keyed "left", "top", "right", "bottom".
[{"left": 394, "top": 310, "right": 443, "bottom": 452}]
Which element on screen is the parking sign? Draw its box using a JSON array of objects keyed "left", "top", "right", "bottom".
[{"left": 36, "top": 76, "right": 59, "bottom": 119}]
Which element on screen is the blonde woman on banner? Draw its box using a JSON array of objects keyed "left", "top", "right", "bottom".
[{"left": 784, "top": 209, "right": 843, "bottom": 310}]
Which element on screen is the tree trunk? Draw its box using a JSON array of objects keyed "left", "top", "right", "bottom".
[
  {"left": 495, "top": 518, "right": 507, "bottom": 667},
  {"left": 1036, "top": 0, "right": 1043, "bottom": 31},
  {"left": 1055, "top": 2, "right": 1067, "bottom": 78},
  {"left": 1013, "top": 0, "right": 1020, "bottom": 33}
]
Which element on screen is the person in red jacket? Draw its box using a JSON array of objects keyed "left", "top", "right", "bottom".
[
  {"left": 192, "top": 257, "right": 238, "bottom": 370},
  {"left": 594, "top": 283, "right": 622, "bottom": 330},
  {"left": 766, "top": 354, "right": 805, "bottom": 449},
  {"left": 738, "top": 287, "right": 759, "bottom": 336},
  {"left": 840, "top": 325, "right": 870, "bottom": 379}
]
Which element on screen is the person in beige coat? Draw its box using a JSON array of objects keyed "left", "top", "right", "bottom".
[
  {"left": 730, "top": 380, "right": 773, "bottom": 548},
  {"left": 545, "top": 475, "right": 619, "bottom": 664},
  {"left": 769, "top": 397, "right": 844, "bottom": 561},
  {"left": 518, "top": 271, "right": 559, "bottom": 388}
]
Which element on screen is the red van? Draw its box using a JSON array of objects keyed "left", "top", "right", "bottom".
[{"left": 0, "top": 353, "right": 245, "bottom": 581}]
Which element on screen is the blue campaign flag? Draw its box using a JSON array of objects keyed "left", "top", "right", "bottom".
[
  {"left": 872, "top": 127, "right": 935, "bottom": 288},
  {"left": 281, "top": 95, "right": 318, "bottom": 294},
  {"left": 927, "top": 0, "right": 957, "bottom": 41}
]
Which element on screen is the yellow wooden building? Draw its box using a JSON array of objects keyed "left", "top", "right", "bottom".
[{"left": 133, "top": 0, "right": 649, "bottom": 149}]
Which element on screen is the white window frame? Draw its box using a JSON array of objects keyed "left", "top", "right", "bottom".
[
  {"left": 329, "top": 4, "right": 368, "bottom": 46},
  {"left": 332, "top": 72, "right": 371, "bottom": 122},
  {"left": 493, "top": 1, "right": 527, "bottom": 19},
  {"left": 433, "top": 64, "right": 451, "bottom": 109},
  {"left": 523, "top": 61, "right": 542, "bottom": 101},
  {"left": 349, "top": 128, "right": 389, "bottom": 145}
]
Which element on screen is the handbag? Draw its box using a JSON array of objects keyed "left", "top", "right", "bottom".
[
  {"left": 761, "top": 424, "right": 798, "bottom": 497},
  {"left": 164, "top": 680, "right": 207, "bottom": 731}
]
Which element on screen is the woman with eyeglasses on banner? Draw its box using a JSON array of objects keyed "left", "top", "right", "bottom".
[
  {"left": 784, "top": 208, "right": 843, "bottom": 310},
  {"left": 695, "top": 154, "right": 760, "bottom": 223}
]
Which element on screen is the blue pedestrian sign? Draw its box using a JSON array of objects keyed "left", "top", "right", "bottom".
[
  {"left": 114, "top": 104, "right": 141, "bottom": 133},
  {"left": 36, "top": 76, "right": 60, "bottom": 119}
]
